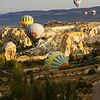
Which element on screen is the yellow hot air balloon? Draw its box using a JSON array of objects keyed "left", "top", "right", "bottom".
[
  {"left": 45, "top": 51, "right": 69, "bottom": 69},
  {"left": 20, "top": 15, "right": 34, "bottom": 27}
]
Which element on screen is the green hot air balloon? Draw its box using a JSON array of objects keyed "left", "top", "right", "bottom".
[{"left": 45, "top": 51, "right": 69, "bottom": 69}]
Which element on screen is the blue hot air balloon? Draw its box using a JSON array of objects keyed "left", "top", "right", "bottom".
[{"left": 45, "top": 51, "right": 69, "bottom": 69}]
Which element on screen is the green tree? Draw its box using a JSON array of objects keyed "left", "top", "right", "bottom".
[
  {"left": 10, "top": 60, "right": 24, "bottom": 99},
  {"left": 44, "top": 75, "right": 57, "bottom": 100},
  {"left": 66, "top": 81, "right": 78, "bottom": 100}
]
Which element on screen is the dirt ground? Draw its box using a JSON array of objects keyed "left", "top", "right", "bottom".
[{"left": 92, "top": 82, "right": 100, "bottom": 100}]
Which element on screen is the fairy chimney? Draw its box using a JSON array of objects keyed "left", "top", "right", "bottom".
[{"left": 3, "top": 41, "right": 16, "bottom": 60}]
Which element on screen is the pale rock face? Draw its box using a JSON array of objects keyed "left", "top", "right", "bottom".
[
  {"left": 1, "top": 27, "right": 32, "bottom": 48},
  {"left": 11, "top": 28, "right": 32, "bottom": 47},
  {"left": 3, "top": 41, "right": 16, "bottom": 60},
  {"left": 43, "top": 25, "right": 75, "bottom": 38},
  {"left": 1, "top": 22, "right": 100, "bottom": 59},
  {"left": 19, "top": 23, "right": 100, "bottom": 58},
  {"left": 80, "top": 25, "right": 100, "bottom": 44},
  {"left": 61, "top": 32, "right": 90, "bottom": 56},
  {"left": 1, "top": 27, "right": 11, "bottom": 37},
  {"left": 23, "top": 37, "right": 32, "bottom": 47},
  {"left": 12, "top": 28, "right": 21, "bottom": 36},
  {"left": 21, "top": 31, "right": 89, "bottom": 57}
]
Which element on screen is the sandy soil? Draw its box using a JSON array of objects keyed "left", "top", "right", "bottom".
[{"left": 92, "top": 82, "right": 100, "bottom": 100}]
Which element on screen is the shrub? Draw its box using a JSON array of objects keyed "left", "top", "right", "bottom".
[
  {"left": 10, "top": 61, "right": 24, "bottom": 99},
  {"left": 75, "top": 79, "right": 93, "bottom": 94},
  {"left": 0, "top": 53, "right": 6, "bottom": 69},
  {"left": 5, "top": 60, "right": 19, "bottom": 69},
  {"left": 44, "top": 75, "right": 58, "bottom": 100},
  {"left": 88, "top": 68, "right": 96, "bottom": 75}
]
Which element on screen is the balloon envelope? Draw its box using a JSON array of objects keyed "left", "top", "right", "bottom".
[
  {"left": 45, "top": 51, "right": 69, "bottom": 69},
  {"left": 21, "top": 15, "right": 34, "bottom": 27},
  {"left": 73, "top": 0, "right": 82, "bottom": 7},
  {"left": 84, "top": 11, "right": 88, "bottom": 16},
  {"left": 26, "top": 23, "right": 45, "bottom": 38},
  {"left": 92, "top": 10, "right": 96, "bottom": 16}
]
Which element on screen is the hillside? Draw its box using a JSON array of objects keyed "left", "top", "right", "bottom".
[
  {"left": 0, "top": 21, "right": 100, "bottom": 60},
  {"left": 0, "top": 18, "right": 100, "bottom": 99},
  {"left": 0, "top": 6, "right": 100, "bottom": 26}
]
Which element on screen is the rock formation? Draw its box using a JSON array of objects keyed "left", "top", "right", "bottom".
[
  {"left": 2, "top": 41, "right": 16, "bottom": 60},
  {"left": 0, "top": 22, "right": 100, "bottom": 61},
  {"left": 0, "top": 27, "right": 32, "bottom": 48}
]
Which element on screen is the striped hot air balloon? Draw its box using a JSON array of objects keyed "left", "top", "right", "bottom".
[
  {"left": 20, "top": 15, "right": 34, "bottom": 27},
  {"left": 45, "top": 51, "right": 69, "bottom": 69}
]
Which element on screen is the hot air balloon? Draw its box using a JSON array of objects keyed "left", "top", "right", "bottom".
[
  {"left": 92, "top": 10, "right": 96, "bottom": 16},
  {"left": 73, "top": 0, "right": 82, "bottom": 8},
  {"left": 45, "top": 51, "right": 69, "bottom": 69},
  {"left": 84, "top": 10, "right": 88, "bottom": 16},
  {"left": 26, "top": 23, "right": 45, "bottom": 39},
  {"left": 20, "top": 15, "right": 34, "bottom": 27}
]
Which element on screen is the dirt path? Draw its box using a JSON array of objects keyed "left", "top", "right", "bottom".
[{"left": 92, "top": 81, "right": 100, "bottom": 100}]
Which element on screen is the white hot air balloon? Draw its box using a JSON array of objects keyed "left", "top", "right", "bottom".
[
  {"left": 73, "top": 0, "right": 82, "bottom": 8},
  {"left": 26, "top": 23, "right": 45, "bottom": 39},
  {"left": 84, "top": 11, "right": 88, "bottom": 16},
  {"left": 92, "top": 10, "right": 96, "bottom": 16}
]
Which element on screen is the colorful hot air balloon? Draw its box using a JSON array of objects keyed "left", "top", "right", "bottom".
[
  {"left": 45, "top": 51, "right": 69, "bottom": 69},
  {"left": 73, "top": 0, "right": 82, "bottom": 8},
  {"left": 20, "top": 15, "right": 34, "bottom": 27},
  {"left": 26, "top": 23, "right": 45, "bottom": 39}
]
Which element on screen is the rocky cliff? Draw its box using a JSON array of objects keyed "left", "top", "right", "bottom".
[
  {"left": 21, "top": 22, "right": 100, "bottom": 57},
  {"left": 0, "top": 22, "right": 100, "bottom": 60}
]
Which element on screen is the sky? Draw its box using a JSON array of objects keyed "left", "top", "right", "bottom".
[{"left": 0, "top": 0, "right": 100, "bottom": 14}]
